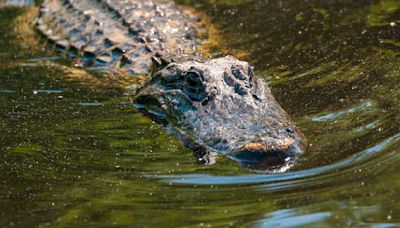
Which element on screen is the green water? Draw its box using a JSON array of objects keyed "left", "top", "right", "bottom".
[{"left": 1, "top": 0, "right": 400, "bottom": 227}]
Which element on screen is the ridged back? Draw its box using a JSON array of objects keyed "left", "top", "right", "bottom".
[{"left": 37, "top": 0, "right": 200, "bottom": 75}]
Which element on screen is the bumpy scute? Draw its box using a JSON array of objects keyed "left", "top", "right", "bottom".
[
  {"left": 35, "top": 0, "right": 306, "bottom": 172},
  {"left": 37, "top": 0, "right": 199, "bottom": 74}
]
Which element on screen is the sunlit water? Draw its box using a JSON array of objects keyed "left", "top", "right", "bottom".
[{"left": 1, "top": 1, "right": 400, "bottom": 227}]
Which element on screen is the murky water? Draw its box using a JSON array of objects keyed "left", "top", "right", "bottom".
[{"left": 1, "top": 0, "right": 400, "bottom": 227}]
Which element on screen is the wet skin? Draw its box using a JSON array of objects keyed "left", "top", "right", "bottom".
[
  {"left": 2, "top": 0, "right": 400, "bottom": 226},
  {"left": 34, "top": 0, "right": 306, "bottom": 172},
  {"left": 135, "top": 56, "right": 307, "bottom": 172}
]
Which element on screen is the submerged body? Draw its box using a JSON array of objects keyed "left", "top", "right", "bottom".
[{"left": 36, "top": 0, "right": 306, "bottom": 172}]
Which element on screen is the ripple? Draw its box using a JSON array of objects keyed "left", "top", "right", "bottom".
[
  {"left": 77, "top": 102, "right": 105, "bottom": 106},
  {"left": 157, "top": 132, "right": 400, "bottom": 188},
  {"left": 254, "top": 209, "right": 332, "bottom": 227},
  {"left": 32, "top": 89, "right": 64, "bottom": 94},
  {"left": 0, "top": 89, "right": 16, "bottom": 93},
  {"left": 307, "top": 100, "right": 375, "bottom": 122},
  {"left": 28, "top": 56, "right": 60, "bottom": 62},
  {"left": 2, "top": 0, "right": 400, "bottom": 226}
]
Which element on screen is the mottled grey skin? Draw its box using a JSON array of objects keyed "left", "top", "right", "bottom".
[
  {"left": 35, "top": 0, "right": 306, "bottom": 172},
  {"left": 135, "top": 56, "right": 307, "bottom": 172}
]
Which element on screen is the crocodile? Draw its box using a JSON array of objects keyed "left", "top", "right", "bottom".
[{"left": 32, "top": 0, "right": 306, "bottom": 172}]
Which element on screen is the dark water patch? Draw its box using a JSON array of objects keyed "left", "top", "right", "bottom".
[
  {"left": 177, "top": 0, "right": 400, "bottom": 169},
  {"left": 1, "top": 0, "right": 400, "bottom": 227}
]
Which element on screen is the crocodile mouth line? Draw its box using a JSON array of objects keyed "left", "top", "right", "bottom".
[{"left": 230, "top": 140, "right": 303, "bottom": 173}]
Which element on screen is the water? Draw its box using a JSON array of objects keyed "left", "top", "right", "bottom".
[{"left": 1, "top": 0, "right": 400, "bottom": 226}]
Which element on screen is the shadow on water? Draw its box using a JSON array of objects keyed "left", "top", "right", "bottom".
[{"left": 1, "top": 0, "right": 400, "bottom": 227}]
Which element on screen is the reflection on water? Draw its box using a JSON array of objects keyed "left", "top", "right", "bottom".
[
  {"left": 1, "top": 0, "right": 400, "bottom": 227},
  {"left": 255, "top": 209, "right": 332, "bottom": 228},
  {"left": 161, "top": 131, "right": 400, "bottom": 186}
]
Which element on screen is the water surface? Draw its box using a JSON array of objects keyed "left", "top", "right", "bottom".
[{"left": 1, "top": 0, "right": 400, "bottom": 226}]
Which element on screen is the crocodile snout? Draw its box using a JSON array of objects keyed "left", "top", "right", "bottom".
[{"left": 231, "top": 138, "right": 304, "bottom": 173}]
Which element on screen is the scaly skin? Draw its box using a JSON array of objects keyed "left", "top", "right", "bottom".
[
  {"left": 36, "top": 0, "right": 306, "bottom": 172},
  {"left": 135, "top": 56, "right": 307, "bottom": 172},
  {"left": 37, "top": 0, "right": 199, "bottom": 74}
]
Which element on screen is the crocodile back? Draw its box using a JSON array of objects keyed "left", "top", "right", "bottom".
[{"left": 37, "top": 0, "right": 200, "bottom": 75}]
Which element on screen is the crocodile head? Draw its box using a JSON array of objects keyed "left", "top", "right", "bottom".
[{"left": 134, "top": 56, "right": 307, "bottom": 173}]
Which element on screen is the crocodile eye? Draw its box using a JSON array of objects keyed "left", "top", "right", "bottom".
[
  {"left": 184, "top": 69, "right": 206, "bottom": 101},
  {"left": 186, "top": 70, "right": 203, "bottom": 86}
]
